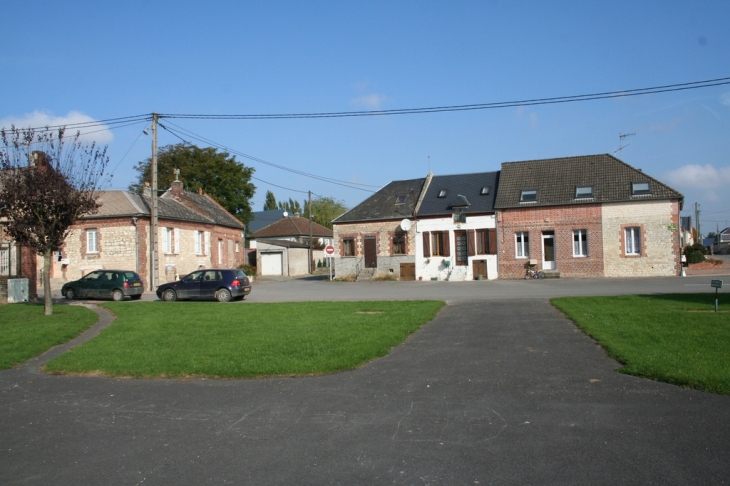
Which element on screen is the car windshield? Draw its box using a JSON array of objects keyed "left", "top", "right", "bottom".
[
  {"left": 182, "top": 272, "right": 203, "bottom": 282},
  {"left": 83, "top": 272, "right": 102, "bottom": 281}
]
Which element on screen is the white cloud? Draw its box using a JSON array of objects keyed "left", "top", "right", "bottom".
[
  {"left": 351, "top": 94, "right": 387, "bottom": 110},
  {"left": 721, "top": 92, "right": 730, "bottom": 107},
  {"left": 662, "top": 164, "right": 730, "bottom": 190},
  {"left": 0, "top": 110, "right": 114, "bottom": 144}
]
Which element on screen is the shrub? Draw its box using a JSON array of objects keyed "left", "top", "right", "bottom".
[
  {"left": 238, "top": 263, "right": 257, "bottom": 276},
  {"left": 684, "top": 242, "right": 707, "bottom": 264}
]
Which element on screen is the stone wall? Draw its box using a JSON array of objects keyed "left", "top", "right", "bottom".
[
  {"left": 498, "top": 204, "right": 604, "bottom": 279},
  {"left": 333, "top": 220, "right": 416, "bottom": 279},
  {"left": 602, "top": 200, "right": 680, "bottom": 277}
]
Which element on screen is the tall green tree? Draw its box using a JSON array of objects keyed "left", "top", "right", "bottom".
[
  {"left": 278, "top": 197, "right": 303, "bottom": 215},
  {"left": 0, "top": 127, "right": 109, "bottom": 315},
  {"left": 129, "top": 143, "right": 256, "bottom": 225},
  {"left": 263, "top": 190, "right": 278, "bottom": 210},
  {"left": 305, "top": 196, "right": 349, "bottom": 230}
]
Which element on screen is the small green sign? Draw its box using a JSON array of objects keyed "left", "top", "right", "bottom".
[
  {"left": 668, "top": 225, "right": 677, "bottom": 230},
  {"left": 711, "top": 280, "right": 723, "bottom": 289}
]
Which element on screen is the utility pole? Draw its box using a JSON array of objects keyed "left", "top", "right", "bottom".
[
  {"left": 695, "top": 202, "right": 701, "bottom": 242},
  {"left": 149, "top": 112, "right": 159, "bottom": 291},
  {"left": 308, "top": 190, "right": 313, "bottom": 274}
]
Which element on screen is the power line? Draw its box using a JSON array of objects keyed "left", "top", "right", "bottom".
[
  {"left": 158, "top": 76, "right": 730, "bottom": 120},
  {"left": 158, "top": 122, "right": 376, "bottom": 193}
]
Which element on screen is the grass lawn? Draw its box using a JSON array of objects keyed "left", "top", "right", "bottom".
[
  {"left": 0, "top": 304, "right": 98, "bottom": 370},
  {"left": 44, "top": 300, "right": 445, "bottom": 379},
  {"left": 552, "top": 293, "right": 730, "bottom": 394}
]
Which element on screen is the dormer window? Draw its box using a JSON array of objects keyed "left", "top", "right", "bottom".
[
  {"left": 453, "top": 207, "right": 466, "bottom": 223},
  {"left": 395, "top": 195, "right": 407, "bottom": 204},
  {"left": 438, "top": 189, "right": 447, "bottom": 198},
  {"left": 520, "top": 189, "right": 537, "bottom": 202},
  {"left": 575, "top": 186, "right": 593, "bottom": 198},
  {"left": 632, "top": 182, "right": 651, "bottom": 195},
  {"left": 480, "top": 186, "right": 490, "bottom": 195}
]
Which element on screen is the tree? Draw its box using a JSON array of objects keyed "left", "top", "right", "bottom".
[
  {"left": 129, "top": 144, "right": 256, "bottom": 225},
  {"left": 305, "top": 196, "right": 348, "bottom": 230},
  {"left": 0, "top": 127, "right": 109, "bottom": 315},
  {"left": 278, "top": 197, "right": 303, "bottom": 215},
  {"left": 263, "top": 190, "right": 278, "bottom": 210}
]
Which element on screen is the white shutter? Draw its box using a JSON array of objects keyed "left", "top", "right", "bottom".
[
  {"left": 174, "top": 228, "right": 180, "bottom": 254},
  {"left": 205, "top": 231, "right": 211, "bottom": 256}
]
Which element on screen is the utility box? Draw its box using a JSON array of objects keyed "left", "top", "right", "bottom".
[{"left": 8, "top": 278, "right": 29, "bottom": 303}]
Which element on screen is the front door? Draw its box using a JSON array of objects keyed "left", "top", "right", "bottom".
[
  {"left": 454, "top": 231, "right": 468, "bottom": 266},
  {"left": 542, "top": 232, "right": 556, "bottom": 270},
  {"left": 364, "top": 237, "right": 377, "bottom": 268}
]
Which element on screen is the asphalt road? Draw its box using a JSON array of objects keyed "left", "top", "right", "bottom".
[{"left": 4, "top": 277, "right": 730, "bottom": 485}]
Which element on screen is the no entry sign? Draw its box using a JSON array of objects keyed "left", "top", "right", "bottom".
[{"left": 325, "top": 245, "right": 335, "bottom": 257}]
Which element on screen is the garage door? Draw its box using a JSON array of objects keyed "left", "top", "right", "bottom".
[{"left": 261, "top": 252, "right": 283, "bottom": 275}]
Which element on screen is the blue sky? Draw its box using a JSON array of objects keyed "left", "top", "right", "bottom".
[{"left": 2, "top": 1, "right": 729, "bottom": 232}]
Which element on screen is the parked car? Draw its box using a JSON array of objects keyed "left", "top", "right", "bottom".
[
  {"left": 62, "top": 270, "right": 144, "bottom": 301},
  {"left": 156, "top": 268, "right": 252, "bottom": 302}
]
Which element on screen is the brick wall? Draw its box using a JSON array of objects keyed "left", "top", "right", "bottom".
[
  {"left": 498, "top": 204, "right": 604, "bottom": 279},
  {"left": 602, "top": 200, "right": 680, "bottom": 277},
  {"left": 332, "top": 220, "right": 416, "bottom": 278}
]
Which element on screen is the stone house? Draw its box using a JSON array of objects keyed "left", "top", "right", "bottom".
[
  {"left": 332, "top": 171, "right": 499, "bottom": 281},
  {"left": 249, "top": 214, "right": 333, "bottom": 275},
  {"left": 494, "top": 154, "right": 684, "bottom": 278},
  {"left": 54, "top": 179, "right": 245, "bottom": 290}
]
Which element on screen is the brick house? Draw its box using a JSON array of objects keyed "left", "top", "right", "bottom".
[
  {"left": 332, "top": 171, "right": 500, "bottom": 281},
  {"left": 54, "top": 178, "right": 245, "bottom": 290},
  {"left": 0, "top": 226, "right": 38, "bottom": 301},
  {"left": 494, "top": 154, "right": 684, "bottom": 278}
]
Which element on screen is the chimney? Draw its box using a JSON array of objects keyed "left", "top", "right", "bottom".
[
  {"left": 143, "top": 182, "right": 153, "bottom": 198},
  {"left": 171, "top": 180, "right": 184, "bottom": 196},
  {"left": 198, "top": 188, "right": 203, "bottom": 195}
]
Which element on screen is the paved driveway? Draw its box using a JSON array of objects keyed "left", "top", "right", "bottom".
[{"left": 4, "top": 281, "right": 730, "bottom": 484}]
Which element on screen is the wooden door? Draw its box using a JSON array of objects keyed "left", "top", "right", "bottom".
[
  {"left": 472, "top": 260, "right": 487, "bottom": 279},
  {"left": 400, "top": 262, "right": 415, "bottom": 281},
  {"left": 364, "top": 237, "right": 377, "bottom": 268}
]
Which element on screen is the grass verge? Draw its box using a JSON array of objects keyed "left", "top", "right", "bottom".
[
  {"left": 44, "top": 300, "right": 445, "bottom": 379},
  {"left": 551, "top": 293, "right": 730, "bottom": 394},
  {"left": 0, "top": 304, "right": 98, "bottom": 370}
]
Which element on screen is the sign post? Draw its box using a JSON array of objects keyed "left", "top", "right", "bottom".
[
  {"left": 325, "top": 245, "right": 335, "bottom": 281},
  {"left": 711, "top": 280, "right": 723, "bottom": 312}
]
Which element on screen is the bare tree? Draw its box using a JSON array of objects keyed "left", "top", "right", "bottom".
[{"left": 0, "top": 127, "right": 109, "bottom": 315}]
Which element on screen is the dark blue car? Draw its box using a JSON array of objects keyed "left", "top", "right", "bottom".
[{"left": 156, "top": 268, "right": 252, "bottom": 302}]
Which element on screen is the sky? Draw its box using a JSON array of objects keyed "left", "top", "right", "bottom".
[{"left": 2, "top": 1, "right": 729, "bottom": 233}]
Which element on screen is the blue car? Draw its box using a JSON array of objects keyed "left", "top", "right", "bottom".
[{"left": 156, "top": 268, "right": 252, "bottom": 302}]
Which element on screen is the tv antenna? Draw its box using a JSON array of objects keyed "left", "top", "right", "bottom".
[{"left": 614, "top": 132, "right": 636, "bottom": 158}]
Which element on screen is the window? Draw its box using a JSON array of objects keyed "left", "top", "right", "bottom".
[
  {"left": 625, "top": 227, "right": 641, "bottom": 255},
  {"left": 343, "top": 238, "right": 355, "bottom": 257},
  {"left": 476, "top": 229, "right": 496, "bottom": 255},
  {"left": 395, "top": 195, "right": 407, "bottom": 204},
  {"left": 392, "top": 234, "right": 406, "bottom": 254},
  {"left": 573, "top": 230, "right": 588, "bottom": 257},
  {"left": 480, "top": 186, "right": 490, "bottom": 195},
  {"left": 438, "top": 189, "right": 447, "bottom": 198},
  {"left": 163, "top": 228, "right": 172, "bottom": 254},
  {"left": 520, "top": 190, "right": 537, "bottom": 202},
  {"left": 632, "top": 182, "right": 651, "bottom": 195},
  {"left": 194, "top": 231, "right": 202, "bottom": 254},
  {"left": 515, "top": 232, "right": 529, "bottom": 258},
  {"left": 575, "top": 186, "right": 593, "bottom": 198},
  {"left": 86, "top": 229, "right": 98, "bottom": 253},
  {"left": 453, "top": 207, "right": 466, "bottom": 223},
  {"left": 218, "top": 239, "right": 223, "bottom": 264},
  {"left": 431, "top": 232, "right": 446, "bottom": 256}
]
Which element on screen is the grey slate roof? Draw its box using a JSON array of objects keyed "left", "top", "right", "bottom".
[
  {"left": 417, "top": 172, "right": 499, "bottom": 216},
  {"left": 494, "top": 154, "right": 683, "bottom": 209},
  {"left": 248, "top": 210, "right": 287, "bottom": 233},
  {"left": 333, "top": 178, "right": 427, "bottom": 223}
]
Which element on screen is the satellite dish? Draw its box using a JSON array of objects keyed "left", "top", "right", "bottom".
[
  {"left": 400, "top": 219, "right": 412, "bottom": 231},
  {"left": 282, "top": 211, "right": 288, "bottom": 217}
]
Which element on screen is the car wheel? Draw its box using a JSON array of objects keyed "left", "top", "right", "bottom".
[
  {"left": 130, "top": 294, "right": 142, "bottom": 301},
  {"left": 216, "top": 288, "right": 232, "bottom": 302},
  {"left": 112, "top": 289, "right": 124, "bottom": 301},
  {"left": 65, "top": 288, "right": 75, "bottom": 300},
  {"left": 162, "top": 289, "right": 177, "bottom": 302}
]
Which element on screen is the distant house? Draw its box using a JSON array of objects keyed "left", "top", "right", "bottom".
[
  {"left": 714, "top": 228, "right": 730, "bottom": 254},
  {"left": 332, "top": 171, "right": 500, "bottom": 281},
  {"left": 494, "top": 154, "right": 684, "bottom": 278},
  {"left": 54, "top": 178, "right": 245, "bottom": 291},
  {"left": 249, "top": 214, "right": 333, "bottom": 275}
]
